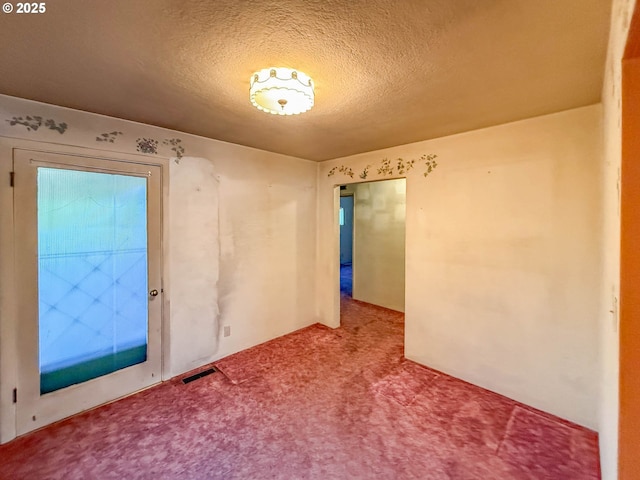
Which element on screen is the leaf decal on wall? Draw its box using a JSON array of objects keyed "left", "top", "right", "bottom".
[
  {"left": 422, "top": 154, "right": 438, "bottom": 177},
  {"left": 359, "top": 165, "right": 372, "bottom": 179},
  {"left": 396, "top": 158, "right": 416, "bottom": 175},
  {"left": 163, "top": 138, "right": 185, "bottom": 159},
  {"left": 377, "top": 158, "right": 393, "bottom": 176},
  {"left": 136, "top": 138, "right": 159, "bottom": 154},
  {"left": 96, "top": 131, "right": 123, "bottom": 143},
  {"left": 6, "top": 115, "right": 68, "bottom": 134},
  {"left": 328, "top": 165, "right": 354, "bottom": 178}
]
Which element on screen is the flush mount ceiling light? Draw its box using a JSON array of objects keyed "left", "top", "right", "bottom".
[{"left": 249, "top": 67, "right": 314, "bottom": 115}]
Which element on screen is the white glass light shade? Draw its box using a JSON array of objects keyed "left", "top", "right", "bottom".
[{"left": 249, "top": 67, "right": 314, "bottom": 115}]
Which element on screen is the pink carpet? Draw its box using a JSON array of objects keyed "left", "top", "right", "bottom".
[
  {"left": 372, "top": 361, "right": 439, "bottom": 406},
  {"left": 0, "top": 295, "right": 600, "bottom": 479}
]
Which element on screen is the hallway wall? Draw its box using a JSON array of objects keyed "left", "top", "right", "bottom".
[{"left": 351, "top": 179, "right": 406, "bottom": 312}]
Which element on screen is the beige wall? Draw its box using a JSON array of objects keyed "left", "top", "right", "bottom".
[
  {"left": 351, "top": 179, "right": 406, "bottom": 312},
  {"left": 0, "top": 95, "right": 317, "bottom": 442},
  {"left": 318, "top": 105, "right": 602, "bottom": 429}
]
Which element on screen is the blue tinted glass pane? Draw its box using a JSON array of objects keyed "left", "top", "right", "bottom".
[{"left": 37, "top": 168, "right": 148, "bottom": 394}]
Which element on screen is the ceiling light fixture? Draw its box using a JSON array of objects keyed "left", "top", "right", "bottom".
[{"left": 249, "top": 67, "right": 314, "bottom": 115}]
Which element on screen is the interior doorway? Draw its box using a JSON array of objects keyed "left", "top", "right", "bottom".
[
  {"left": 339, "top": 193, "right": 354, "bottom": 297},
  {"left": 337, "top": 178, "right": 406, "bottom": 315}
]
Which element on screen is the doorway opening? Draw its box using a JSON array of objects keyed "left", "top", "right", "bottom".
[
  {"left": 339, "top": 191, "right": 354, "bottom": 297},
  {"left": 337, "top": 178, "right": 406, "bottom": 321}
]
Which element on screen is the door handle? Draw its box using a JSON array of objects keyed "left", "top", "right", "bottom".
[{"left": 149, "top": 289, "right": 159, "bottom": 297}]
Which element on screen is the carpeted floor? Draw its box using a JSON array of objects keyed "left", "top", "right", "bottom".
[{"left": 0, "top": 293, "right": 600, "bottom": 479}]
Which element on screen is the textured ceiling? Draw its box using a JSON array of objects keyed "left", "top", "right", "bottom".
[{"left": 0, "top": 0, "right": 612, "bottom": 161}]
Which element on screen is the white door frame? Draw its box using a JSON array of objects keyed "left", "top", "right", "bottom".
[
  {"left": 334, "top": 178, "right": 408, "bottom": 315},
  {"left": 0, "top": 138, "right": 169, "bottom": 443}
]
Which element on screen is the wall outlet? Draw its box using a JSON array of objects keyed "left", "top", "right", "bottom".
[{"left": 223, "top": 326, "right": 231, "bottom": 337}]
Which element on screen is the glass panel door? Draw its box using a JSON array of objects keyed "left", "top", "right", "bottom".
[
  {"left": 38, "top": 168, "right": 149, "bottom": 394},
  {"left": 14, "top": 150, "right": 163, "bottom": 436}
]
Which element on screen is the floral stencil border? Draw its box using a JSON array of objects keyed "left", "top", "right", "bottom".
[
  {"left": 327, "top": 165, "right": 354, "bottom": 178},
  {"left": 163, "top": 138, "right": 185, "bottom": 159},
  {"left": 6, "top": 115, "right": 68, "bottom": 134},
  {"left": 96, "top": 131, "right": 123, "bottom": 143},
  {"left": 329, "top": 154, "right": 438, "bottom": 180},
  {"left": 133, "top": 137, "right": 186, "bottom": 158},
  {"left": 136, "top": 137, "right": 159, "bottom": 155}
]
